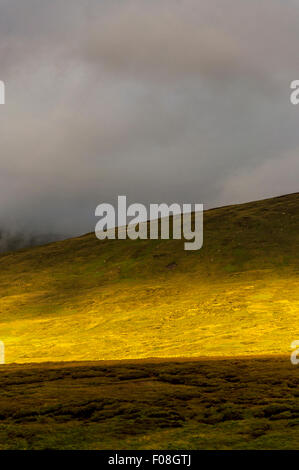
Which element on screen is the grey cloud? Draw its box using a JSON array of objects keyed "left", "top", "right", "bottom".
[{"left": 0, "top": 0, "right": 298, "bottom": 245}]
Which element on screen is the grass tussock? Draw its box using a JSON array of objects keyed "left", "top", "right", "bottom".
[{"left": 0, "top": 357, "right": 299, "bottom": 449}]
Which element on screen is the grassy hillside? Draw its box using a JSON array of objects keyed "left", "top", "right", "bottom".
[{"left": 0, "top": 193, "right": 298, "bottom": 363}]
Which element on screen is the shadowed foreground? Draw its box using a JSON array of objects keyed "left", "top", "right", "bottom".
[{"left": 0, "top": 357, "right": 299, "bottom": 449}]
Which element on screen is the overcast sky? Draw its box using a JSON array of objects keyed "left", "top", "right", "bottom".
[{"left": 0, "top": 0, "right": 298, "bottom": 238}]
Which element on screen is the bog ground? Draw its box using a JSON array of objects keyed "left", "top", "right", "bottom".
[
  {"left": 0, "top": 193, "right": 298, "bottom": 363},
  {"left": 1, "top": 357, "right": 299, "bottom": 450}
]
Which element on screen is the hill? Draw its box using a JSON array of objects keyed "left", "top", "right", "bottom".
[{"left": 0, "top": 193, "right": 298, "bottom": 363}]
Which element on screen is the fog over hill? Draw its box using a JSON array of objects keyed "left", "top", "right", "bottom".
[{"left": 0, "top": 229, "right": 63, "bottom": 254}]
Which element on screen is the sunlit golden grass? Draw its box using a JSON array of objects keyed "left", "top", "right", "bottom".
[{"left": 0, "top": 193, "right": 298, "bottom": 363}]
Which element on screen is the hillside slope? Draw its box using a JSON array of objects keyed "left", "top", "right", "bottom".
[{"left": 0, "top": 193, "right": 298, "bottom": 363}]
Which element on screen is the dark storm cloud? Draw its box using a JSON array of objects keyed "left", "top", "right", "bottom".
[{"left": 0, "top": 0, "right": 298, "bottom": 240}]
